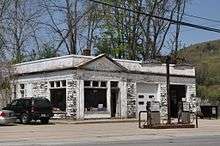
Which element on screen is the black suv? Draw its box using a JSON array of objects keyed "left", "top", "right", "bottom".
[{"left": 3, "top": 97, "right": 53, "bottom": 124}]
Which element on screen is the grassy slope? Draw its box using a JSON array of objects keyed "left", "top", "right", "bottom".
[{"left": 180, "top": 40, "right": 220, "bottom": 101}]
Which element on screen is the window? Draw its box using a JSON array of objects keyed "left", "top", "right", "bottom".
[
  {"left": 62, "top": 80, "right": 66, "bottom": 87},
  {"left": 100, "top": 81, "right": 107, "bottom": 87},
  {"left": 92, "top": 81, "right": 99, "bottom": 87},
  {"left": 50, "top": 80, "right": 66, "bottom": 88},
  {"left": 20, "top": 84, "right": 25, "bottom": 98},
  {"left": 13, "top": 85, "right": 17, "bottom": 99},
  {"left": 111, "top": 81, "right": 118, "bottom": 88},
  {"left": 50, "top": 81, "right": 54, "bottom": 88},
  {"left": 84, "top": 81, "right": 91, "bottom": 87},
  {"left": 20, "top": 84, "right": 24, "bottom": 89},
  {"left": 84, "top": 80, "right": 108, "bottom": 113},
  {"left": 56, "top": 81, "right": 60, "bottom": 87},
  {"left": 11, "top": 100, "right": 18, "bottom": 106},
  {"left": 149, "top": 95, "right": 154, "bottom": 99},
  {"left": 11, "top": 100, "right": 23, "bottom": 106},
  {"left": 138, "top": 102, "right": 144, "bottom": 105},
  {"left": 20, "top": 90, "right": 25, "bottom": 98},
  {"left": 84, "top": 80, "right": 107, "bottom": 88},
  {"left": 84, "top": 88, "right": 107, "bottom": 113},
  {"left": 138, "top": 95, "right": 144, "bottom": 98}
]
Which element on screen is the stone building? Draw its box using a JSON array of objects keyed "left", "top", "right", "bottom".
[{"left": 12, "top": 54, "right": 196, "bottom": 119}]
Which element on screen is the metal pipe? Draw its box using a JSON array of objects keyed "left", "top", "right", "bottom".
[{"left": 166, "top": 56, "right": 171, "bottom": 124}]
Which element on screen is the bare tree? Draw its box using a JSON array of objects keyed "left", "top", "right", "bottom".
[
  {"left": 40, "top": 0, "right": 92, "bottom": 55},
  {"left": 174, "top": 0, "right": 186, "bottom": 57},
  {"left": 2, "top": 0, "right": 43, "bottom": 63}
]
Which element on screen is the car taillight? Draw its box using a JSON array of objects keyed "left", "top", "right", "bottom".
[{"left": 0, "top": 112, "right": 6, "bottom": 117}]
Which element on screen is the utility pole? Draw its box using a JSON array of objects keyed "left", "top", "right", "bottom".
[{"left": 166, "top": 56, "right": 171, "bottom": 124}]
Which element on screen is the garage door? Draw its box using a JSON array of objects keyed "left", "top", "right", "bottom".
[{"left": 137, "top": 83, "right": 158, "bottom": 114}]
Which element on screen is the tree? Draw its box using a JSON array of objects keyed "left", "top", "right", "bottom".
[
  {"left": 38, "top": 43, "right": 59, "bottom": 59},
  {"left": 40, "top": 0, "right": 92, "bottom": 55},
  {"left": 2, "top": 0, "right": 43, "bottom": 63},
  {"left": 95, "top": 0, "right": 188, "bottom": 60}
]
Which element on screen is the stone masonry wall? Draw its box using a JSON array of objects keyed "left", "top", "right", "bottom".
[
  {"left": 32, "top": 81, "right": 48, "bottom": 98},
  {"left": 187, "top": 84, "right": 197, "bottom": 112},
  {"left": 66, "top": 80, "right": 78, "bottom": 119},
  {"left": 127, "top": 81, "right": 136, "bottom": 118},
  {"left": 159, "top": 84, "right": 167, "bottom": 118}
]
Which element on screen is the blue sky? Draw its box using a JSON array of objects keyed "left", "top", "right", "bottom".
[{"left": 180, "top": 0, "right": 220, "bottom": 46}]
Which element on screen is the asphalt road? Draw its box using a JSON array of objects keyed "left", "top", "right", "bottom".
[
  {"left": 72, "top": 135, "right": 220, "bottom": 146},
  {"left": 1, "top": 120, "right": 220, "bottom": 146},
  {"left": 1, "top": 135, "right": 220, "bottom": 146}
]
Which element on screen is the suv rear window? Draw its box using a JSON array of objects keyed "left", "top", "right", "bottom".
[{"left": 33, "top": 98, "right": 51, "bottom": 107}]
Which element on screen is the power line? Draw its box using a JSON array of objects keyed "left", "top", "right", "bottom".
[
  {"left": 89, "top": 0, "right": 220, "bottom": 34},
  {"left": 140, "top": 2, "right": 220, "bottom": 25},
  {"left": 183, "top": 13, "right": 220, "bottom": 24}
]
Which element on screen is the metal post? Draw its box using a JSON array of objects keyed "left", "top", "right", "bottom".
[
  {"left": 166, "top": 56, "right": 171, "bottom": 124},
  {"left": 139, "top": 111, "right": 142, "bottom": 128},
  {"left": 196, "top": 114, "right": 198, "bottom": 128}
]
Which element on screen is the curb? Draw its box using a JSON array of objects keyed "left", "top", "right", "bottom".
[{"left": 51, "top": 119, "right": 138, "bottom": 125}]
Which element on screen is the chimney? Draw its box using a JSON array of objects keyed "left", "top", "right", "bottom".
[{"left": 82, "top": 48, "right": 91, "bottom": 56}]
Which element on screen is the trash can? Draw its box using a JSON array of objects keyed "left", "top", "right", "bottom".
[{"left": 201, "top": 105, "right": 218, "bottom": 119}]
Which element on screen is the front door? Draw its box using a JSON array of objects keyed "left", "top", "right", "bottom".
[
  {"left": 170, "top": 85, "right": 186, "bottom": 118},
  {"left": 111, "top": 89, "right": 118, "bottom": 118}
]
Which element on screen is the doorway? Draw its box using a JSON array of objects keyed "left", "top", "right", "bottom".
[
  {"left": 111, "top": 89, "right": 119, "bottom": 118},
  {"left": 170, "top": 85, "right": 186, "bottom": 118},
  {"left": 50, "top": 88, "right": 66, "bottom": 112}
]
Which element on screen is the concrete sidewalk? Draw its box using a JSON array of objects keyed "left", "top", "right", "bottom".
[{"left": 50, "top": 118, "right": 138, "bottom": 124}]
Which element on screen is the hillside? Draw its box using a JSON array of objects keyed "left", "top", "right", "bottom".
[{"left": 179, "top": 40, "right": 220, "bottom": 102}]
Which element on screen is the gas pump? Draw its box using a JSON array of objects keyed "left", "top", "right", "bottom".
[
  {"left": 182, "top": 100, "right": 190, "bottom": 123},
  {"left": 146, "top": 101, "right": 160, "bottom": 125}
]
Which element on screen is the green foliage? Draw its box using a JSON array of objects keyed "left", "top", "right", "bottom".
[
  {"left": 11, "top": 53, "right": 26, "bottom": 64},
  {"left": 38, "top": 44, "right": 58, "bottom": 59},
  {"left": 180, "top": 40, "right": 220, "bottom": 101}
]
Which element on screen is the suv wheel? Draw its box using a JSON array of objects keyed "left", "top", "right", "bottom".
[
  {"left": 41, "top": 118, "right": 49, "bottom": 124},
  {"left": 20, "top": 113, "right": 30, "bottom": 124}
]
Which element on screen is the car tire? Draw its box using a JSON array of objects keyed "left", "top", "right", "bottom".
[
  {"left": 20, "top": 113, "right": 30, "bottom": 124},
  {"left": 41, "top": 118, "right": 49, "bottom": 124}
]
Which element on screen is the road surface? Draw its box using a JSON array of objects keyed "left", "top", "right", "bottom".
[{"left": 0, "top": 119, "right": 220, "bottom": 146}]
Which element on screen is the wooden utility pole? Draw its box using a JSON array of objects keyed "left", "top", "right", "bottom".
[{"left": 166, "top": 56, "right": 171, "bottom": 124}]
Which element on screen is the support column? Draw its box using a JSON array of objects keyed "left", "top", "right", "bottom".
[
  {"left": 77, "top": 80, "right": 84, "bottom": 119},
  {"left": 119, "top": 81, "right": 127, "bottom": 118},
  {"left": 107, "top": 81, "right": 111, "bottom": 115}
]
